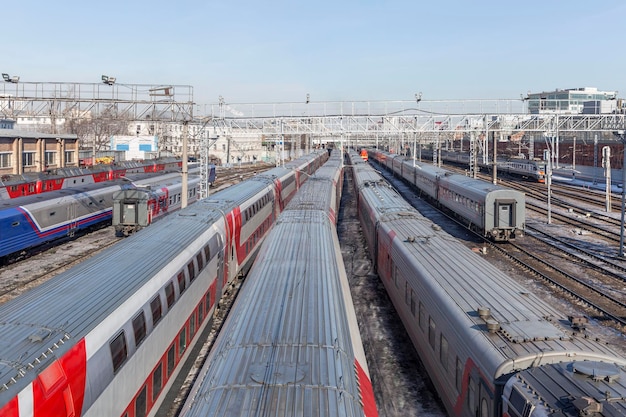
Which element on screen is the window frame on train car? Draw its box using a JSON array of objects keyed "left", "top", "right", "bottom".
[
  {"left": 150, "top": 295, "right": 163, "bottom": 326},
  {"left": 110, "top": 330, "right": 129, "bottom": 374},
  {"left": 428, "top": 316, "right": 436, "bottom": 349},
  {"left": 190, "top": 311, "right": 197, "bottom": 337},
  {"left": 177, "top": 271, "right": 187, "bottom": 294},
  {"left": 167, "top": 344, "right": 176, "bottom": 377},
  {"left": 187, "top": 261, "right": 195, "bottom": 281},
  {"left": 440, "top": 334, "right": 449, "bottom": 370},
  {"left": 132, "top": 311, "right": 147, "bottom": 348},
  {"left": 203, "top": 245, "right": 210, "bottom": 263},
  {"left": 178, "top": 327, "right": 187, "bottom": 357},
  {"left": 196, "top": 252, "right": 204, "bottom": 273},
  {"left": 152, "top": 363, "right": 163, "bottom": 402},
  {"left": 165, "top": 282, "right": 175, "bottom": 309},
  {"left": 419, "top": 302, "right": 426, "bottom": 331},
  {"left": 135, "top": 384, "right": 147, "bottom": 417},
  {"left": 410, "top": 289, "right": 416, "bottom": 316}
]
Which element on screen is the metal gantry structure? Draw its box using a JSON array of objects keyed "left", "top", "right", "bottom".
[{"left": 2, "top": 81, "right": 626, "bottom": 196}]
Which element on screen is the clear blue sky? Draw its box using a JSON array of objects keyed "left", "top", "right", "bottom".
[{"left": 4, "top": 0, "right": 625, "bottom": 105}]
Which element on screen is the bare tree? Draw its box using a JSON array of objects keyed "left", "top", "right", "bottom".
[{"left": 66, "top": 106, "right": 128, "bottom": 152}]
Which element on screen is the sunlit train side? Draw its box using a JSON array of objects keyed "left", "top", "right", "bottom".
[
  {"left": 500, "top": 158, "right": 546, "bottom": 183},
  {"left": 348, "top": 150, "right": 626, "bottom": 417},
  {"left": 0, "top": 150, "right": 329, "bottom": 417},
  {"left": 369, "top": 149, "right": 525, "bottom": 241},
  {"left": 112, "top": 176, "right": 202, "bottom": 236},
  {"left": 180, "top": 150, "right": 378, "bottom": 417}
]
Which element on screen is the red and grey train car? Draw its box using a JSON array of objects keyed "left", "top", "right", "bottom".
[
  {"left": 348, "top": 150, "right": 626, "bottom": 417},
  {"left": 180, "top": 150, "right": 378, "bottom": 417},
  {"left": 0, "top": 170, "right": 192, "bottom": 262},
  {"left": 369, "top": 150, "right": 525, "bottom": 241},
  {"left": 0, "top": 150, "right": 328, "bottom": 417},
  {"left": 0, "top": 158, "right": 183, "bottom": 200}
]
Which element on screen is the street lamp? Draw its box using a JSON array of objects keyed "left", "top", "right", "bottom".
[
  {"left": 101, "top": 75, "right": 116, "bottom": 85},
  {"left": 2, "top": 73, "right": 19, "bottom": 83},
  {"left": 613, "top": 130, "right": 626, "bottom": 257}
]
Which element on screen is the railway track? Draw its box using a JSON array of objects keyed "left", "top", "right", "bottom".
[
  {"left": 380, "top": 162, "right": 626, "bottom": 331},
  {"left": 490, "top": 238, "right": 626, "bottom": 328},
  {"left": 0, "top": 164, "right": 274, "bottom": 305}
]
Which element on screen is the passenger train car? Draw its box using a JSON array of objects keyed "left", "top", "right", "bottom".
[
  {"left": 419, "top": 149, "right": 546, "bottom": 183},
  {"left": 0, "top": 158, "right": 183, "bottom": 200},
  {"left": 369, "top": 150, "right": 525, "bottom": 241},
  {"left": 348, "top": 150, "right": 626, "bottom": 417},
  {"left": 0, "top": 150, "right": 329, "bottom": 417},
  {"left": 180, "top": 151, "right": 378, "bottom": 417},
  {"left": 499, "top": 158, "right": 546, "bottom": 183},
  {"left": 0, "top": 170, "right": 196, "bottom": 262},
  {"left": 112, "top": 176, "right": 202, "bottom": 237}
]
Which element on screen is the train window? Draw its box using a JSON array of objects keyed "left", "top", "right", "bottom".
[
  {"left": 196, "top": 253, "right": 204, "bottom": 272},
  {"left": 440, "top": 334, "right": 448, "bottom": 370},
  {"left": 179, "top": 328, "right": 187, "bottom": 356},
  {"left": 456, "top": 357, "right": 463, "bottom": 392},
  {"left": 167, "top": 344, "right": 175, "bottom": 377},
  {"left": 152, "top": 363, "right": 163, "bottom": 402},
  {"left": 165, "top": 282, "right": 175, "bottom": 309},
  {"left": 481, "top": 398, "right": 489, "bottom": 417},
  {"left": 393, "top": 266, "right": 400, "bottom": 289},
  {"left": 419, "top": 302, "right": 426, "bottom": 331},
  {"left": 135, "top": 385, "right": 147, "bottom": 417},
  {"left": 198, "top": 301, "right": 204, "bottom": 324},
  {"left": 405, "top": 282, "right": 410, "bottom": 305},
  {"left": 150, "top": 296, "right": 162, "bottom": 326},
  {"left": 50, "top": 211, "right": 56, "bottom": 216},
  {"left": 178, "top": 272, "right": 187, "bottom": 294},
  {"left": 204, "top": 245, "right": 210, "bottom": 261},
  {"left": 428, "top": 317, "right": 436, "bottom": 349},
  {"left": 132, "top": 312, "right": 147, "bottom": 347},
  {"left": 468, "top": 379, "right": 476, "bottom": 413},
  {"left": 11, "top": 221, "right": 20, "bottom": 227},
  {"left": 110, "top": 331, "right": 128, "bottom": 373},
  {"left": 410, "top": 290, "right": 416, "bottom": 316},
  {"left": 190, "top": 312, "right": 197, "bottom": 336},
  {"left": 187, "top": 262, "right": 195, "bottom": 281},
  {"left": 205, "top": 292, "right": 212, "bottom": 314}
]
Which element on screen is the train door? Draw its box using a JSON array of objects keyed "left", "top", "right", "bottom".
[
  {"left": 121, "top": 202, "right": 138, "bottom": 225},
  {"left": 495, "top": 201, "right": 515, "bottom": 229},
  {"left": 67, "top": 202, "right": 78, "bottom": 237}
]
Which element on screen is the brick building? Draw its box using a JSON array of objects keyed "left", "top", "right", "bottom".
[{"left": 0, "top": 129, "right": 79, "bottom": 176}]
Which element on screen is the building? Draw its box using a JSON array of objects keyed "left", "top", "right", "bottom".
[
  {"left": 110, "top": 135, "right": 158, "bottom": 160},
  {"left": 0, "top": 129, "right": 79, "bottom": 175},
  {"left": 527, "top": 87, "right": 618, "bottom": 114}
]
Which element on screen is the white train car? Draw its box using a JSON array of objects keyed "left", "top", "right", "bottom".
[
  {"left": 0, "top": 151, "right": 329, "bottom": 417},
  {"left": 348, "top": 150, "right": 626, "bottom": 417},
  {"left": 180, "top": 151, "right": 378, "bottom": 417}
]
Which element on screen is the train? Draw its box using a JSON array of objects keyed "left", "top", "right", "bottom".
[
  {"left": 0, "top": 150, "right": 329, "bottom": 417},
  {"left": 348, "top": 149, "right": 626, "bottom": 417},
  {"left": 0, "top": 158, "right": 184, "bottom": 200},
  {"left": 360, "top": 148, "right": 369, "bottom": 161},
  {"left": 369, "top": 149, "right": 525, "bottom": 241},
  {"left": 0, "top": 170, "right": 198, "bottom": 263},
  {"left": 499, "top": 158, "right": 546, "bottom": 183},
  {"left": 112, "top": 175, "right": 202, "bottom": 237},
  {"left": 419, "top": 149, "right": 546, "bottom": 183},
  {"left": 180, "top": 150, "right": 378, "bottom": 417}
]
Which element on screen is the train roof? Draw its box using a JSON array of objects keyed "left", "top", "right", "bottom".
[
  {"left": 0, "top": 196, "right": 227, "bottom": 398},
  {"left": 182, "top": 164, "right": 367, "bottom": 416},
  {"left": 375, "top": 204, "right": 623, "bottom": 377}
]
